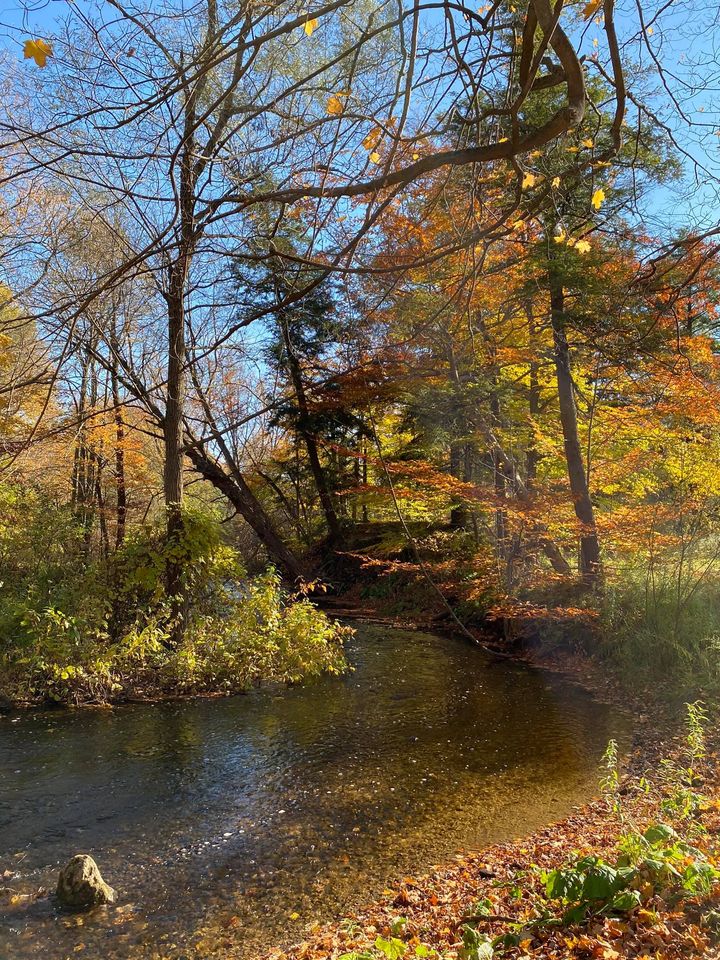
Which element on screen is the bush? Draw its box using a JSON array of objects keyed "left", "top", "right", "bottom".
[{"left": 0, "top": 486, "right": 348, "bottom": 706}]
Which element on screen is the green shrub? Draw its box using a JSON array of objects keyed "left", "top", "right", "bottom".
[{"left": 0, "top": 487, "right": 348, "bottom": 706}]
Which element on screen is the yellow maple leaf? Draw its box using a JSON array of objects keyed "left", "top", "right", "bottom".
[
  {"left": 582, "top": 0, "right": 602, "bottom": 19},
  {"left": 576, "top": 238, "right": 591, "bottom": 253},
  {"left": 304, "top": 17, "right": 319, "bottom": 36},
  {"left": 567, "top": 145, "right": 580, "bottom": 153},
  {"left": 591, "top": 187, "right": 606, "bottom": 209},
  {"left": 512, "top": 219, "right": 525, "bottom": 230},
  {"left": 369, "top": 151, "right": 381, "bottom": 164},
  {"left": 362, "top": 127, "right": 382, "bottom": 150},
  {"left": 581, "top": 138, "right": 594, "bottom": 148},
  {"left": 552, "top": 176, "right": 561, "bottom": 188},
  {"left": 412, "top": 152, "right": 420, "bottom": 160},
  {"left": 554, "top": 230, "right": 567, "bottom": 243},
  {"left": 522, "top": 171, "right": 536, "bottom": 189},
  {"left": 326, "top": 94, "right": 344, "bottom": 115},
  {"left": 23, "top": 38, "right": 53, "bottom": 68}
]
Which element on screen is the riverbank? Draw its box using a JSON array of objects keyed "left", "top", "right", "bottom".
[
  {"left": 261, "top": 718, "right": 720, "bottom": 960},
  {"left": 251, "top": 598, "right": 720, "bottom": 960}
]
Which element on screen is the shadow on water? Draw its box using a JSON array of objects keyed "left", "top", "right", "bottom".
[{"left": 0, "top": 623, "right": 631, "bottom": 958}]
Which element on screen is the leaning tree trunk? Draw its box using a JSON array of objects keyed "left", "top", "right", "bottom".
[
  {"left": 185, "top": 444, "right": 304, "bottom": 582},
  {"left": 548, "top": 267, "right": 602, "bottom": 586}
]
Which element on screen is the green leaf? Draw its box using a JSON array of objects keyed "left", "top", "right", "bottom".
[
  {"left": 609, "top": 889, "right": 641, "bottom": 913},
  {"left": 375, "top": 937, "right": 407, "bottom": 960},
  {"left": 581, "top": 863, "right": 623, "bottom": 901},
  {"left": 644, "top": 823, "right": 677, "bottom": 846}
]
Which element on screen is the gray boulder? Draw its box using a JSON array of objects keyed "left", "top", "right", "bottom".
[{"left": 56, "top": 855, "right": 116, "bottom": 909}]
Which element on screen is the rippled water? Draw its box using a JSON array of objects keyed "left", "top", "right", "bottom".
[{"left": 0, "top": 624, "right": 629, "bottom": 958}]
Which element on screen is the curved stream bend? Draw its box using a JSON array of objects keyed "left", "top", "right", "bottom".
[{"left": 0, "top": 623, "right": 629, "bottom": 958}]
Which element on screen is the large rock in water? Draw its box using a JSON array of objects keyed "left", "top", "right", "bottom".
[{"left": 56, "top": 855, "right": 116, "bottom": 909}]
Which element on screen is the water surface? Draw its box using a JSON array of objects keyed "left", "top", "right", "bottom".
[{"left": 0, "top": 624, "right": 629, "bottom": 958}]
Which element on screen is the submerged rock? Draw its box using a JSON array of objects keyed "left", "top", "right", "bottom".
[{"left": 56, "top": 855, "right": 116, "bottom": 909}]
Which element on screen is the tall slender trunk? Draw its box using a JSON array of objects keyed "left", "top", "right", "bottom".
[
  {"left": 163, "top": 105, "right": 197, "bottom": 642},
  {"left": 278, "top": 313, "right": 342, "bottom": 543},
  {"left": 548, "top": 266, "right": 602, "bottom": 586},
  {"left": 109, "top": 325, "right": 127, "bottom": 550},
  {"left": 524, "top": 302, "right": 540, "bottom": 486}
]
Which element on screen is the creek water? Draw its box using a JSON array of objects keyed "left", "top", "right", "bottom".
[{"left": 0, "top": 623, "right": 629, "bottom": 958}]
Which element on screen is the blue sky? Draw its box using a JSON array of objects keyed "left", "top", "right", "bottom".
[{"left": 2, "top": 0, "right": 719, "bottom": 239}]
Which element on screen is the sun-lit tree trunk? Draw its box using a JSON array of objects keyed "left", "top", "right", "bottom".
[{"left": 548, "top": 266, "right": 602, "bottom": 586}]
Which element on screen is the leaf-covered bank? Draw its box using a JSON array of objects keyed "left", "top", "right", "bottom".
[{"left": 262, "top": 707, "right": 720, "bottom": 960}]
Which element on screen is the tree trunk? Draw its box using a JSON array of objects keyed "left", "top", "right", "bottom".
[
  {"left": 163, "top": 104, "right": 197, "bottom": 642},
  {"left": 548, "top": 267, "right": 602, "bottom": 586},
  {"left": 279, "top": 313, "right": 342, "bottom": 544},
  {"left": 524, "top": 302, "right": 540, "bottom": 486},
  {"left": 109, "top": 327, "right": 127, "bottom": 549}
]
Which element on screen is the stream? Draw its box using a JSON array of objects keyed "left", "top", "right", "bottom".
[{"left": 0, "top": 623, "right": 630, "bottom": 958}]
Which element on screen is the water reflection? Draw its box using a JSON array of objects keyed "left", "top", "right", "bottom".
[{"left": 0, "top": 624, "right": 629, "bottom": 958}]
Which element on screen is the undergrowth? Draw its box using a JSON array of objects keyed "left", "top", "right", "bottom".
[{"left": 0, "top": 488, "right": 348, "bottom": 707}]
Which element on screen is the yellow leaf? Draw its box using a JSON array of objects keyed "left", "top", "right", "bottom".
[
  {"left": 362, "top": 127, "right": 382, "bottom": 150},
  {"left": 289, "top": 912, "right": 300, "bottom": 921},
  {"left": 647, "top": 25, "right": 654, "bottom": 35},
  {"left": 552, "top": 176, "right": 561, "bottom": 188},
  {"left": 582, "top": 0, "right": 602, "bottom": 19},
  {"left": 511, "top": 219, "right": 525, "bottom": 230},
  {"left": 23, "top": 38, "right": 53, "bottom": 68},
  {"left": 581, "top": 138, "right": 594, "bottom": 148},
  {"left": 304, "top": 17, "right": 319, "bottom": 36},
  {"left": 498, "top": 137, "right": 509, "bottom": 143},
  {"left": 522, "top": 171, "right": 535, "bottom": 189},
  {"left": 554, "top": 230, "right": 566, "bottom": 243},
  {"left": 326, "top": 94, "right": 344, "bottom": 115},
  {"left": 369, "top": 151, "right": 381, "bottom": 164},
  {"left": 591, "top": 187, "right": 606, "bottom": 209},
  {"left": 575, "top": 238, "right": 591, "bottom": 253},
  {"left": 412, "top": 152, "right": 420, "bottom": 160},
  {"left": 566, "top": 145, "right": 579, "bottom": 153}
]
